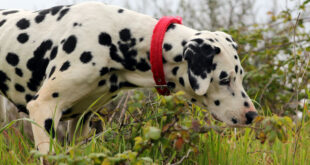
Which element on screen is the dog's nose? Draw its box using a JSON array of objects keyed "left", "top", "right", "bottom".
[{"left": 245, "top": 111, "right": 258, "bottom": 124}]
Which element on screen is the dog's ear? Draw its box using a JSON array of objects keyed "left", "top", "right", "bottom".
[{"left": 183, "top": 39, "right": 220, "bottom": 95}]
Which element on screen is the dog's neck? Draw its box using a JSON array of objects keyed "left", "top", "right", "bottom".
[{"left": 122, "top": 23, "right": 198, "bottom": 95}]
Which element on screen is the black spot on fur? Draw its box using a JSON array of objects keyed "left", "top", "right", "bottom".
[
  {"left": 115, "top": 37, "right": 138, "bottom": 71},
  {"left": 110, "top": 74, "right": 118, "bottom": 83},
  {"left": 179, "top": 77, "right": 185, "bottom": 86},
  {"left": 80, "top": 51, "right": 93, "bottom": 64},
  {"left": 103, "top": 29, "right": 141, "bottom": 71},
  {"left": 0, "top": 71, "right": 9, "bottom": 96},
  {"left": 232, "top": 92, "right": 235, "bottom": 96},
  {"left": 17, "top": 33, "right": 29, "bottom": 43},
  {"left": 2, "top": 10, "right": 19, "bottom": 15},
  {"left": 118, "top": 9, "right": 124, "bottom": 13},
  {"left": 173, "top": 55, "right": 182, "bottom": 62},
  {"left": 191, "top": 38, "right": 203, "bottom": 44},
  {"left": 167, "top": 82, "right": 176, "bottom": 89},
  {"left": 109, "top": 85, "right": 118, "bottom": 93},
  {"left": 100, "top": 67, "right": 109, "bottom": 76},
  {"left": 195, "top": 32, "right": 201, "bottom": 36},
  {"left": 244, "top": 101, "right": 249, "bottom": 107},
  {"left": 136, "top": 59, "right": 150, "bottom": 72},
  {"left": 212, "top": 63, "right": 217, "bottom": 71},
  {"left": 99, "top": 32, "right": 112, "bottom": 46},
  {"left": 15, "top": 68, "right": 23, "bottom": 77},
  {"left": 201, "top": 72, "right": 207, "bottom": 79},
  {"left": 139, "top": 37, "right": 144, "bottom": 42},
  {"left": 16, "top": 104, "right": 29, "bottom": 114},
  {"left": 181, "top": 40, "right": 187, "bottom": 46},
  {"left": 232, "top": 44, "right": 238, "bottom": 51},
  {"left": 6, "top": 53, "right": 19, "bottom": 66},
  {"left": 208, "top": 38, "right": 214, "bottom": 42},
  {"left": 63, "top": 35, "right": 77, "bottom": 54},
  {"left": 214, "top": 46, "right": 221, "bottom": 54},
  {"left": 109, "top": 74, "right": 118, "bottom": 92},
  {"left": 235, "top": 65, "right": 238, "bottom": 73},
  {"left": 163, "top": 43, "right": 172, "bottom": 51},
  {"left": 52, "top": 92, "right": 59, "bottom": 98},
  {"left": 184, "top": 42, "right": 218, "bottom": 82},
  {"left": 214, "top": 100, "right": 220, "bottom": 106},
  {"left": 119, "top": 28, "right": 131, "bottom": 41},
  {"left": 219, "top": 71, "right": 228, "bottom": 79},
  {"left": 25, "top": 94, "right": 34, "bottom": 102},
  {"left": 16, "top": 18, "right": 30, "bottom": 30},
  {"left": 232, "top": 118, "right": 237, "bottom": 124},
  {"left": 50, "top": 46, "right": 58, "bottom": 60},
  {"left": 240, "top": 69, "right": 243, "bottom": 75},
  {"left": 188, "top": 72, "right": 199, "bottom": 90},
  {"left": 0, "top": 19, "right": 6, "bottom": 27},
  {"left": 35, "top": 14, "right": 46, "bottom": 23},
  {"left": 172, "top": 67, "right": 179, "bottom": 76},
  {"left": 51, "top": 6, "right": 63, "bottom": 15},
  {"left": 241, "top": 91, "right": 246, "bottom": 98},
  {"left": 49, "top": 66, "right": 56, "bottom": 78},
  {"left": 44, "top": 118, "right": 55, "bottom": 138},
  {"left": 166, "top": 24, "right": 176, "bottom": 32},
  {"left": 15, "top": 83, "right": 25, "bottom": 92},
  {"left": 36, "top": 8, "right": 50, "bottom": 15},
  {"left": 57, "top": 8, "right": 69, "bottom": 21},
  {"left": 234, "top": 55, "right": 238, "bottom": 60},
  {"left": 60, "top": 61, "right": 70, "bottom": 71},
  {"left": 98, "top": 80, "right": 106, "bottom": 86},
  {"left": 226, "top": 37, "right": 232, "bottom": 42},
  {"left": 26, "top": 40, "right": 52, "bottom": 91}
]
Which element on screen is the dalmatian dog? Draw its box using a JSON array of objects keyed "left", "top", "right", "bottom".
[{"left": 0, "top": 2, "right": 257, "bottom": 155}]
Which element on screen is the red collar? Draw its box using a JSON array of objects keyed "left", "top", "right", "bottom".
[{"left": 150, "top": 16, "right": 182, "bottom": 95}]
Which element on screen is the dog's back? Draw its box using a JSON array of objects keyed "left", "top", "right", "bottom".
[{"left": 0, "top": 2, "right": 155, "bottom": 111}]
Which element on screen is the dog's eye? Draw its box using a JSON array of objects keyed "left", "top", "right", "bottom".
[{"left": 219, "top": 78, "right": 230, "bottom": 85}]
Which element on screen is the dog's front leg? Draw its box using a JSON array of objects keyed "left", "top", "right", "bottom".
[{"left": 27, "top": 98, "right": 62, "bottom": 161}]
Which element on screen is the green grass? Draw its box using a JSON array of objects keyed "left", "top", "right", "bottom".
[{"left": 0, "top": 90, "right": 309, "bottom": 165}]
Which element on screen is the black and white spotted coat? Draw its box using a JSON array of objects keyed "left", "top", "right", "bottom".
[{"left": 0, "top": 2, "right": 257, "bottom": 155}]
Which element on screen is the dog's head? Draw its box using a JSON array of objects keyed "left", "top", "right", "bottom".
[{"left": 183, "top": 31, "right": 257, "bottom": 125}]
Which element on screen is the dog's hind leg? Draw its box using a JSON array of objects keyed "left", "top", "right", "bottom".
[{"left": 67, "top": 112, "right": 93, "bottom": 143}]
